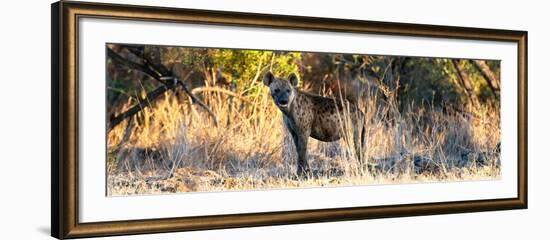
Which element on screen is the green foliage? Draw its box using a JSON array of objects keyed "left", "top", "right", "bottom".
[
  {"left": 206, "top": 49, "right": 301, "bottom": 96},
  {"left": 107, "top": 44, "right": 499, "bottom": 112}
]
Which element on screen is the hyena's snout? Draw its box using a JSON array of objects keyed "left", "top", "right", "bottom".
[{"left": 274, "top": 93, "right": 290, "bottom": 107}]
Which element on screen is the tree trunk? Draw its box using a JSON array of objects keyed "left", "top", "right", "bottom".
[
  {"left": 470, "top": 60, "right": 500, "bottom": 97},
  {"left": 452, "top": 59, "right": 476, "bottom": 105}
]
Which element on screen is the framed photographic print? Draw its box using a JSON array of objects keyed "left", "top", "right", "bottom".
[{"left": 51, "top": 1, "right": 527, "bottom": 239}]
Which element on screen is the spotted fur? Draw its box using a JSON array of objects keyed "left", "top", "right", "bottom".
[{"left": 264, "top": 72, "right": 366, "bottom": 176}]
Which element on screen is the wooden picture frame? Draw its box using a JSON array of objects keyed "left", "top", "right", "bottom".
[{"left": 51, "top": 1, "right": 527, "bottom": 239}]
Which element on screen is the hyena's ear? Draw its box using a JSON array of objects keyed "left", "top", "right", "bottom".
[
  {"left": 263, "top": 71, "right": 274, "bottom": 86},
  {"left": 288, "top": 73, "right": 298, "bottom": 87}
]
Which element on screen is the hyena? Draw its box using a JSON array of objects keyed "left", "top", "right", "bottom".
[{"left": 263, "top": 72, "right": 366, "bottom": 176}]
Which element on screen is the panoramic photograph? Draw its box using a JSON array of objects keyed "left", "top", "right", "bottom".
[{"left": 106, "top": 44, "right": 501, "bottom": 196}]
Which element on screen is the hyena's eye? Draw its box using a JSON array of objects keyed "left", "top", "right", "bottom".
[
  {"left": 286, "top": 89, "right": 291, "bottom": 93},
  {"left": 274, "top": 89, "right": 280, "bottom": 94}
]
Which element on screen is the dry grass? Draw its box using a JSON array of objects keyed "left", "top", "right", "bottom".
[{"left": 107, "top": 87, "right": 500, "bottom": 196}]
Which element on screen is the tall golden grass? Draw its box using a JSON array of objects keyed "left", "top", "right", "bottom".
[{"left": 107, "top": 85, "right": 500, "bottom": 196}]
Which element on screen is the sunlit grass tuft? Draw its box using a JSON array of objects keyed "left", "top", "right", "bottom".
[{"left": 107, "top": 87, "right": 500, "bottom": 196}]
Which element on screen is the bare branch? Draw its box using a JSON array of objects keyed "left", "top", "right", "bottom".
[
  {"left": 108, "top": 85, "right": 170, "bottom": 130},
  {"left": 176, "top": 81, "right": 218, "bottom": 126},
  {"left": 107, "top": 48, "right": 163, "bottom": 81},
  {"left": 107, "top": 46, "right": 218, "bottom": 130},
  {"left": 191, "top": 87, "right": 256, "bottom": 106}
]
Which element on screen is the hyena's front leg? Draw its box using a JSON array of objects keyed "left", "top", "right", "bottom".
[
  {"left": 353, "top": 112, "right": 366, "bottom": 166},
  {"left": 291, "top": 130, "right": 310, "bottom": 177},
  {"left": 353, "top": 124, "right": 366, "bottom": 165}
]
